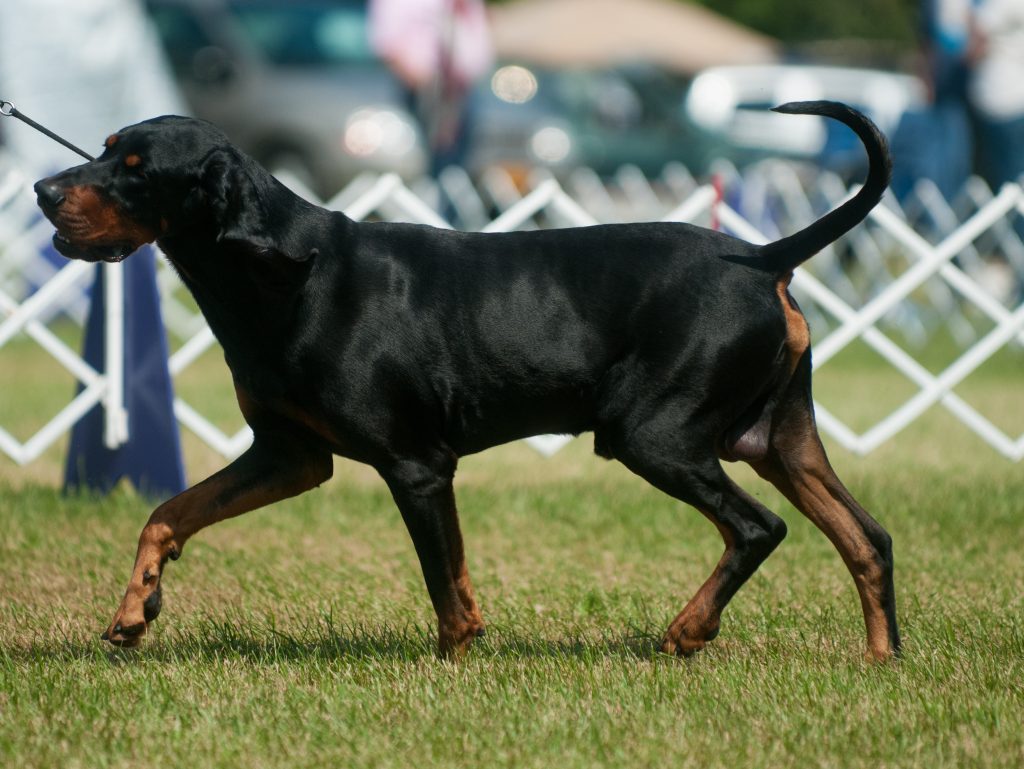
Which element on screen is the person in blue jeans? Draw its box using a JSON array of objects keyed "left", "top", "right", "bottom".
[
  {"left": 891, "top": 0, "right": 975, "bottom": 201},
  {"left": 969, "top": 0, "right": 1024, "bottom": 189}
]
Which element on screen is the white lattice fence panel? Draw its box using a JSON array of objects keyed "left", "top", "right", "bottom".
[
  {"left": 713, "top": 182, "right": 1024, "bottom": 460},
  {"left": 165, "top": 171, "right": 1024, "bottom": 462},
  {"left": 0, "top": 167, "right": 127, "bottom": 464},
  {"left": 9, "top": 160, "right": 1018, "bottom": 466}
]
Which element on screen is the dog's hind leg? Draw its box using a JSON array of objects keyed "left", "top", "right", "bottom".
[
  {"left": 610, "top": 423, "right": 788, "bottom": 656},
  {"left": 102, "top": 432, "right": 333, "bottom": 647},
  {"left": 380, "top": 452, "right": 484, "bottom": 659},
  {"left": 751, "top": 354, "right": 900, "bottom": 661}
]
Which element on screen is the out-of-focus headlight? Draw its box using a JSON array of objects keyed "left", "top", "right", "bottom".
[
  {"left": 529, "top": 125, "right": 572, "bottom": 164},
  {"left": 343, "top": 107, "right": 418, "bottom": 158},
  {"left": 491, "top": 65, "right": 538, "bottom": 104},
  {"left": 685, "top": 71, "right": 737, "bottom": 130}
]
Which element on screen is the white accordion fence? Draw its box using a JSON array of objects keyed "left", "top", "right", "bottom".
[{"left": 2, "top": 157, "right": 1023, "bottom": 466}]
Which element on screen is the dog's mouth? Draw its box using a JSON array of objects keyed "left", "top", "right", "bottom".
[{"left": 51, "top": 232, "right": 135, "bottom": 263}]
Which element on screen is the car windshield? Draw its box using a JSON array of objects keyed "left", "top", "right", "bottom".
[{"left": 228, "top": 2, "right": 374, "bottom": 67}]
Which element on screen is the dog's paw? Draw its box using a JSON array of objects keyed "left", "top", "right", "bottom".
[
  {"left": 101, "top": 573, "right": 165, "bottom": 649},
  {"left": 661, "top": 620, "right": 720, "bottom": 657},
  {"left": 660, "top": 635, "right": 706, "bottom": 657},
  {"left": 101, "top": 525, "right": 181, "bottom": 648},
  {"left": 101, "top": 596, "right": 149, "bottom": 648},
  {"left": 101, "top": 619, "right": 147, "bottom": 648},
  {"left": 437, "top": 616, "right": 486, "bottom": 660}
]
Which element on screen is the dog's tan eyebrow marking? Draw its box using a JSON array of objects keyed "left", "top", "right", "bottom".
[
  {"left": 125, "top": 154, "right": 143, "bottom": 168},
  {"left": 105, "top": 134, "right": 120, "bottom": 148}
]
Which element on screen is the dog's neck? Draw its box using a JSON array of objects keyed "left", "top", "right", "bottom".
[{"left": 157, "top": 184, "right": 346, "bottom": 367}]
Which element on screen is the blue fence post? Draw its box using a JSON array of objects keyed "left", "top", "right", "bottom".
[{"left": 64, "top": 246, "right": 186, "bottom": 500}]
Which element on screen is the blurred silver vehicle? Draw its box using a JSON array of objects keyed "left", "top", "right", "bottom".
[
  {"left": 684, "top": 64, "right": 926, "bottom": 174},
  {"left": 145, "top": 0, "right": 427, "bottom": 196}
]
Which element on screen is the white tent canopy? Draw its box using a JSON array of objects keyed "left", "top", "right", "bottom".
[{"left": 489, "top": 0, "right": 778, "bottom": 74}]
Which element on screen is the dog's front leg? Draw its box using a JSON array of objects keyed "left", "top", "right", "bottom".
[
  {"left": 381, "top": 455, "right": 484, "bottom": 659},
  {"left": 102, "top": 433, "right": 332, "bottom": 647}
]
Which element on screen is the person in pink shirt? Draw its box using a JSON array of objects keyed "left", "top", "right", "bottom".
[{"left": 369, "top": 0, "right": 493, "bottom": 178}]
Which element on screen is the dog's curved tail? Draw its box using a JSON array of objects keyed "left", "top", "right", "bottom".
[{"left": 753, "top": 100, "right": 891, "bottom": 275}]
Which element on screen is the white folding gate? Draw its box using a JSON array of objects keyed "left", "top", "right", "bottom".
[
  {"left": 0, "top": 162, "right": 127, "bottom": 465},
  {"left": 2, "top": 162, "right": 1022, "bottom": 468}
]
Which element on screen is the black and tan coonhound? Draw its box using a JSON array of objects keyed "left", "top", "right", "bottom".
[{"left": 34, "top": 100, "right": 900, "bottom": 660}]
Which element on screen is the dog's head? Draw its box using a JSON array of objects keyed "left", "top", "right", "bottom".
[{"left": 35, "top": 115, "right": 288, "bottom": 263}]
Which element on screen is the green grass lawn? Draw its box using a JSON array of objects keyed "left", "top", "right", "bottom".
[{"left": 1, "top": 331, "right": 1023, "bottom": 768}]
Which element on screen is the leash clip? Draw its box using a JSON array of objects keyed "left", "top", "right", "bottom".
[{"left": 0, "top": 98, "right": 95, "bottom": 161}]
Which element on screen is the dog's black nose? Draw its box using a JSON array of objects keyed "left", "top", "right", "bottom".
[{"left": 33, "top": 180, "right": 65, "bottom": 209}]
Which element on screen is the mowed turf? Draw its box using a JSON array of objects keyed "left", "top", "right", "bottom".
[{"left": 1, "top": 335, "right": 1023, "bottom": 768}]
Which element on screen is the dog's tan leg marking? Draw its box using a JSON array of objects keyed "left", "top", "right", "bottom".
[
  {"left": 777, "top": 277, "right": 810, "bottom": 375},
  {"left": 750, "top": 290, "right": 897, "bottom": 661},
  {"left": 414, "top": 493, "right": 485, "bottom": 659},
  {"left": 752, "top": 373, "right": 899, "bottom": 661},
  {"left": 382, "top": 456, "right": 485, "bottom": 659},
  {"left": 103, "top": 436, "right": 332, "bottom": 647},
  {"left": 660, "top": 480, "right": 784, "bottom": 656},
  {"left": 756, "top": 451, "right": 897, "bottom": 660},
  {"left": 446, "top": 508, "right": 485, "bottom": 640},
  {"left": 661, "top": 518, "right": 732, "bottom": 656}
]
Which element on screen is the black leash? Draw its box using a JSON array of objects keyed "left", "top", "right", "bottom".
[{"left": 1, "top": 99, "right": 95, "bottom": 161}]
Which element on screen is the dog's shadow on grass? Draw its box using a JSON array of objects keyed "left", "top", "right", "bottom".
[
  {"left": 9, "top": 623, "right": 673, "bottom": 665},
  {"left": 160, "top": 622, "right": 669, "bottom": 664}
]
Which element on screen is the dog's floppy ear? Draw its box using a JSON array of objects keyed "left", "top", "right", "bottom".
[{"left": 195, "top": 149, "right": 312, "bottom": 263}]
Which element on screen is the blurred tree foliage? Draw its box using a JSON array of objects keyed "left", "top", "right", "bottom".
[
  {"left": 486, "top": 0, "right": 921, "bottom": 45},
  {"left": 689, "top": 0, "right": 920, "bottom": 43}
]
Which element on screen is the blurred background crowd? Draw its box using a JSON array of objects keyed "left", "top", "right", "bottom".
[{"left": 1, "top": 0, "right": 1022, "bottom": 212}]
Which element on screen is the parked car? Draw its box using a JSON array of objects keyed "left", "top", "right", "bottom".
[
  {"left": 144, "top": 0, "right": 427, "bottom": 197},
  {"left": 473, "top": 62, "right": 715, "bottom": 178},
  {"left": 156, "top": 2, "right": 880, "bottom": 196},
  {"left": 146, "top": 0, "right": 721, "bottom": 194},
  {"left": 684, "top": 63, "right": 927, "bottom": 176}
]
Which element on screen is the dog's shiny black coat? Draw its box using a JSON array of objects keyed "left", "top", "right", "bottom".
[{"left": 35, "top": 101, "right": 901, "bottom": 659}]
